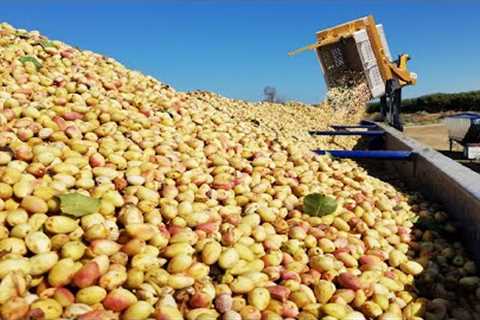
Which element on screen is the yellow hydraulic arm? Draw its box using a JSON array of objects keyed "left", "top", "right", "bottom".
[
  {"left": 289, "top": 15, "right": 417, "bottom": 131},
  {"left": 288, "top": 15, "right": 416, "bottom": 87}
]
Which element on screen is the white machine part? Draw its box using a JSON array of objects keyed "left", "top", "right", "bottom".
[
  {"left": 353, "top": 27, "right": 387, "bottom": 98},
  {"left": 444, "top": 117, "right": 472, "bottom": 142},
  {"left": 465, "top": 144, "right": 480, "bottom": 160}
]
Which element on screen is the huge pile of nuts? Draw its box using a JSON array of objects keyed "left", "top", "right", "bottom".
[
  {"left": 187, "top": 90, "right": 364, "bottom": 151},
  {"left": 0, "top": 22, "right": 479, "bottom": 320}
]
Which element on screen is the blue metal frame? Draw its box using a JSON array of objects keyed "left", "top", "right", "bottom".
[
  {"left": 331, "top": 124, "right": 378, "bottom": 130},
  {"left": 309, "top": 130, "right": 385, "bottom": 136},
  {"left": 314, "top": 150, "right": 413, "bottom": 160},
  {"left": 311, "top": 121, "right": 414, "bottom": 160}
]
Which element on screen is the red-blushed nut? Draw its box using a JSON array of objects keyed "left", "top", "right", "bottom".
[
  {"left": 26, "top": 308, "right": 44, "bottom": 320},
  {"left": 190, "top": 292, "right": 211, "bottom": 308},
  {"left": 281, "top": 271, "right": 301, "bottom": 282},
  {"left": 215, "top": 293, "right": 233, "bottom": 313},
  {"left": 89, "top": 153, "right": 106, "bottom": 168},
  {"left": 54, "top": 288, "right": 75, "bottom": 307},
  {"left": 336, "top": 272, "right": 363, "bottom": 290},
  {"left": 78, "top": 310, "right": 117, "bottom": 320},
  {"left": 103, "top": 288, "right": 137, "bottom": 312},
  {"left": 63, "top": 111, "right": 83, "bottom": 120},
  {"left": 359, "top": 255, "right": 382, "bottom": 266},
  {"left": 281, "top": 301, "right": 299, "bottom": 318},
  {"left": 267, "top": 285, "right": 290, "bottom": 302},
  {"left": 73, "top": 261, "right": 101, "bottom": 288},
  {"left": 196, "top": 222, "right": 218, "bottom": 234},
  {"left": 53, "top": 116, "right": 67, "bottom": 131},
  {"left": 282, "top": 253, "right": 294, "bottom": 265}
]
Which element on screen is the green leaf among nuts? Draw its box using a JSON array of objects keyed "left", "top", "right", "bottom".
[
  {"left": 19, "top": 55, "right": 42, "bottom": 69},
  {"left": 303, "top": 193, "right": 338, "bottom": 217},
  {"left": 58, "top": 193, "right": 100, "bottom": 217},
  {"left": 36, "top": 40, "right": 55, "bottom": 49}
]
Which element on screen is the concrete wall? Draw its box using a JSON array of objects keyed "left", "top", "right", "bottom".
[{"left": 377, "top": 123, "right": 480, "bottom": 262}]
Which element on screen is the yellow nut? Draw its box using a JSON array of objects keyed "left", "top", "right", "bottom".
[
  {"left": 28, "top": 213, "right": 48, "bottom": 231},
  {"left": 230, "top": 276, "right": 254, "bottom": 294},
  {"left": 169, "top": 229, "right": 198, "bottom": 244},
  {"left": 168, "top": 274, "right": 195, "bottom": 289},
  {"left": 131, "top": 253, "right": 160, "bottom": 271},
  {"left": 318, "top": 239, "right": 335, "bottom": 253},
  {"left": 99, "top": 269, "right": 128, "bottom": 290},
  {"left": 310, "top": 255, "right": 335, "bottom": 272},
  {"left": 333, "top": 217, "right": 350, "bottom": 232},
  {"left": 10, "top": 223, "right": 31, "bottom": 238},
  {"left": 379, "top": 313, "right": 401, "bottom": 320},
  {"left": 6, "top": 209, "right": 29, "bottom": 226},
  {"left": 202, "top": 241, "right": 222, "bottom": 265},
  {"left": 76, "top": 285, "right": 107, "bottom": 305},
  {"left": 45, "top": 216, "right": 78, "bottom": 234},
  {"left": 163, "top": 243, "right": 195, "bottom": 258},
  {"left": 380, "top": 276, "right": 404, "bottom": 292},
  {"left": 361, "top": 301, "right": 383, "bottom": 318},
  {"left": 21, "top": 196, "right": 48, "bottom": 213},
  {"left": 322, "top": 303, "right": 348, "bottom": 319},
  {"left": 154, "top": 306, "right": 183, "bottom": 320},
  {"left": 122, "top": 301, "right": 154, "bottom": 320},
  {"left": 84, "top": 224, "right": 109, "bottom": 241},
  {"left": 31, "top": 298, "right": 63, "bottom": 320},
  {"left": 167, "top": 254, "right": 193, "bottom": 273},
  {"left": 126, "top": 268, "right": 144, "bottom": 289},
  {"left": 25, "top": 231, "right": 51, "bottom": 254},
  {"left": 48, "top": 258, "right": 76, "bottom": 287},
  {"left": 314, "top": 280, "right": 336, "bottom": 304},
  {"left": 344, "top": 312, "right": 366, "bottom": 320},
  {"left": 219, "top": 248, "right": 240, "bottom": 269},
  {"left": 187, "top": 262, "right": 210, "bottom": 280},
  {"left": 90, "top": 239, "right": 122, "bottom": 256},
  {"left": 0, "top": 238, "right": 27, "bottom": 255},
  {"left": 0, "top": 258, "right": 30, "bottom": 278},
  {"left": 234, "top": 243, "right": 255, "bottom": 262},
  {"left": 290, "top": 290, "right": 315, "bottom": 308},
  {"left": 186, "top": 308, "right": 220, "bottom": 320},
  {"left": 400, "top": 261, "right": 424, "bottom": 276},
  {"left": 389, "top": 249, "right": 406, "bottom": 268},
  {"left": 62, "top": 241, "right": 86, "bottom": 260},
  {"left": 29, "top": 252, "right": 59, "bottom": 276},
  {"left": 248, "top": 288, "right": 271, "bottom": 311}
]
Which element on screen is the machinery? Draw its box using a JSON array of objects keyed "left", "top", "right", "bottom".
[
  {"left": 289, "top": 15, "right": 417, "bottom": 131},
  {"left": 444, "top": 112, "right": 480, "bottom": 159}
]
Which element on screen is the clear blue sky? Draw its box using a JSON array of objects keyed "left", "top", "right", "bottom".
[{"left": 2, "top": 1, "right": 479, "bottom": 104}]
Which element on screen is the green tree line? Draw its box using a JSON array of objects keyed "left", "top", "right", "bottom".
[{"left": 366, "top": 90, "right": 480, "bottom": 114}]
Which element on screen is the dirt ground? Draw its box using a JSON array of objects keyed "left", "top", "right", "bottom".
[
  {"left": 404, "top": 123, "right": 480, "bottom": 173},
  {"left": 404, "top": 123, "right": 459, "bottom": 151},
  {"left": 402, "top": 111, "right": 457, "bottom": 126}
]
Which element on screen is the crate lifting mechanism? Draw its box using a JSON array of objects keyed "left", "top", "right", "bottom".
[{"left": 289, "top": 15, "right": 417, "bottom": 131}]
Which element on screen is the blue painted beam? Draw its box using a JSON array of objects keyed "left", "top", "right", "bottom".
[
  {"left": 309, "top": 130, "right": 385, "bottom": 136},
  {"left": 313, "top": 150, "right": 413, "bottom": 160},
  {"left": 331, "top": 124, "right": 378, "bottom": 130},
  {"left": 360, "top": 120, "right": 377, "bottom": 125}
]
